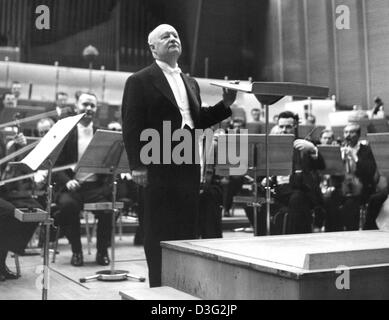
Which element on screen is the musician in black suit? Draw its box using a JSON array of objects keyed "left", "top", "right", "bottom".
[
  {"left": 121, "top": 24, "right": 236, "bottom": 287},
  {"left": 54, "top": 92, "right": 112, "bottom": 267},
  {"left": 248, "top": 111, "right": 324, "bottom": 235},
  {"left": 326, "top": 123, "right": 378, "bottom": 231},
  {"left": 0, "top": 131, "right": 41, "bottom": 281}
]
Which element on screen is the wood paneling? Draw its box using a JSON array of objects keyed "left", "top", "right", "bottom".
[
  {"left": 306, "top": 0, "right": 333, "bottom": 90},
  {"left": 265, "top": 0, "right": 389, "bottom": 109},
  {"left": 334, "top": 0, "right": 366, "bottom": 107},
  {"left": 281, "top": 0, "right": 306, "bottom": 83},
  {"left": 366, "top": 0, "right": 389, "bottom": 109}
]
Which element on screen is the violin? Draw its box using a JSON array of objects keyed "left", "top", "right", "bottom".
[{"left": 341, "top": 145, "right": 363, "bottom": 197}]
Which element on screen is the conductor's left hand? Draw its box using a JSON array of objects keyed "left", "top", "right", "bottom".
[
  {"left": 222, "top": 88, "right": 237, "bottom": 108},
  {"left": 132, "top": 168, "right": 148, "bottom": 187}
]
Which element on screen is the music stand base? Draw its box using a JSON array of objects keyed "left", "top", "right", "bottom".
[{"left": 80, "top": 270, "right": 146, "bottom": 283}]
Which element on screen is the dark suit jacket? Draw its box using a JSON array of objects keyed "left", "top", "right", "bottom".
[
  {"left": 355, "top": 143, "right": 377, "bottom": 200},
  {"left": 54, "top": 124, "right": 101, "bottom": 189},
  {"left": 273, "top": 140, "right": 325, "bottom": 207},
  {"left": 121, "top": 62, "right": 232, "bottom": 171}
]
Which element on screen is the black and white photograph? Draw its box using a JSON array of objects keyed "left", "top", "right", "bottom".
[{"left": 1, "top": 0, "right": 389, "bottom": 304}]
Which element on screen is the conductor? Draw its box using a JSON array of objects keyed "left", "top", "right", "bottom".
[{"left": 121, "top": 24, "right": 236, "bottom": 287}]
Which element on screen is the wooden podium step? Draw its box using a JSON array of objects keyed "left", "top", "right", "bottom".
[
  {"left": 119, "top": 286, "right": 201, "bottom": 300},
  {"left": 161, "top": 231, "right": 389, "bottom": 300}
]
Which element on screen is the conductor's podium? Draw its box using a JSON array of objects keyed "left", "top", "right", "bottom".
[{"left": 161, "top": 231, "right": 389, "bottom": 300}]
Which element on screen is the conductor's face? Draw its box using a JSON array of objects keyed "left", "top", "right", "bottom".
[{"left": 149, "top": 25, "right": 182, "bottom": 64}]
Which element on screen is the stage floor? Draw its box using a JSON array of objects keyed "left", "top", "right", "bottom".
[{"left": 0, "top": 213, "right": 250, "bottom": 300}]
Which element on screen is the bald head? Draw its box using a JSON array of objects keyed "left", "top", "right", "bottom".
[{"left": 148, "top": 24, "right": 182, "bottom": 67}]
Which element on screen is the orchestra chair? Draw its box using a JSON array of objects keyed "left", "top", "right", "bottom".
[
  {"left": 82, "top": 210, "right": 97, "bottom": 255},
  {"left": 13, "top": 254, "right": 21, "bottom": 278},
  {"left": 51, "top": 210, "right": 97, "bottom": 263},
  {"left": 116, "top": 197, "right": 135, "bottom": 241},
  {"left": 12, "top": 208, "right": 49, "bottom": 276},
  {"left": 359, "top": 203, "right": 368, "bottom": 231},
  {"left": 83, "top": 202, "right": 124, "bottom": 239}
]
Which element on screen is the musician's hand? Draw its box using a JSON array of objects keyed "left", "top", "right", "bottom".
[
  {"left": 132, "top": 168, "right": 148, "bottom": 187},
  {"left": 294, "top": 139, "right": 317, "bottom": 155},
  {"left": 66, "top": 179, "right": 80, "bottom": 191},
  {"left": 14, "top": 133, "right": 27, "bottom": 147},
  {"left": 341, "top": 146, "right": 358, "bottom": 162},
  {"left": 222, "top": 88, "right": 237, "bottom": 108},
  {"left": 33, "top": 170, "right": 47, "bottom": 189}
]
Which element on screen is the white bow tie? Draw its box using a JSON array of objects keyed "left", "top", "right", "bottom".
[
  {"left": 167, "top": 67, "right": 182, "bottom": 75},
  {"left": 82, "top": 126, "right": 93, "bottom": 134}
]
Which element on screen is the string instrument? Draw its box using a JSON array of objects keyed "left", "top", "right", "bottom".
[
  {"left": 0, "top": 164, "right": 77, "bottom": 187},
  {"left": 341, "top": 145, "right": 363, "bottom": 197},
  {"left": 0, "top": 140, "right": 39, "bottom": 168},
  {"left": 0, "top": 105, "right": 74, "bottom": 131}
]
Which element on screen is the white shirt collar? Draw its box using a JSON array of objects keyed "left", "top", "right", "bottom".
[
  {"left": 77, "top": 121, "right": 93, "bottom": 131},
  {"left": 156, "top": 59, "right": 182, "bottom": 75}
]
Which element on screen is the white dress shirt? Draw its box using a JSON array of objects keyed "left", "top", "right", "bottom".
[
  {"left": 156, "top": 59, "right": 194, "bottom": 129},
  {"left": 76, "top": 122, "right": 96, "bottom": 182}
]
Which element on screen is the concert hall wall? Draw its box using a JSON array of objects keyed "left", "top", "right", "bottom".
[
  {"left": 2, "top": 0, "right": 389, "bottom": 110},
  {"left": 0, "top": 0, "right": 267, "bottom": 80},
  {"left": 264, "top": 0, "right": 389, "bottom": 109}
]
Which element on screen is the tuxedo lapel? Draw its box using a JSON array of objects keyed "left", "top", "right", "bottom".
[
  {"left": 181, "top": 73, "right": 200, "bottom": 122},
  {"left": 150, "top": 62, "right": 179, "bottom": 110}
]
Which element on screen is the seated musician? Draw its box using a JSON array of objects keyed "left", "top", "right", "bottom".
[
  {"left": 1, "top": 91, "right": 17, "bottom": 108},
  {"left": 197, "top": 127, "right": 224, "bottom": 239},
  {"left": 255, "top": 111, "right": 324, "bottom": 235},
  {"left": 36, "top": 118, "right": 55, "bottom": 138},
  {"left": 371, "top": 96, "right": 385, "bottom": 119},
  {"left": 53, "top": 92, "right": 112, "bottom": 267},
  {"left": 325, "top": 123, "right": 377, "bottom": 231},
  {"left": 222, "top": 116, "right": 246, "bottom": 217},
  {"left": 315, "top": 129, "right": 340, "bottom": 230},
  {"left": 251, "top": 108, "right": 261, "bottom": 123},
  {"left": 363, "top": 178, "right": 388, "bottom": 230},
  {"left": 55, "top": 91, "right": 76, "bottom": 121},
  {"left": 0, "top": 130, "right": 42, "bottom": 281},
  {"left": 10, "top": 81, "right": 22, "bottom": 100}
]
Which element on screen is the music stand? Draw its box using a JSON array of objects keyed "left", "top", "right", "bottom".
[
  {"left": 317, "top": 145, "right": 344, "bottom": 176},
  {"left": 76, "top": 130, "right": 145, "bottom": 283},
  {"left": 215, "top": 134, "right": 294, "bottom": 236},
  {"left": 367, "top": 133, "right": 389, "bottom": 178},
  {"left": 10, "top": 113, "right": 85, "bottom": 300},
  {"left": 212, "top": 81, "right": 329, "bottom": 235}
]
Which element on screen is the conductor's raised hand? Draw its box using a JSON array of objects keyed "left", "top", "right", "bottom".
[
  {"left": 132, "top": 168, "right": 148, "bottom": 187},
  {"left": 222, "top": 88, "right": 237, "bottom": 108}
]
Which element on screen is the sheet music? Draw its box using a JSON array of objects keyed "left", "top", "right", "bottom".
[{"left": 16, "top": 114, "right": 85, "bottom": 172}]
